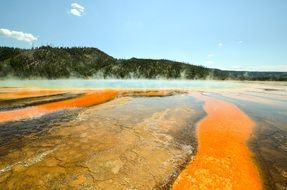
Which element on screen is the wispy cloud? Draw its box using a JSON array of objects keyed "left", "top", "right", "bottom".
[
  {"left": 207, "top": 53, "right": 214, "bottom": 57},
  {"left": 248, "top": 64, "right": 287, "bottom": 72},
  {"left": 0, "top": 28, "right": 37, "bottom": 43},
  {"left": 70, "top": 3, "right": 85, "bottom": 17},
  {"left": 205, "top": 60, "right": 214, "bottom": 64},
  {"left": 218, "top": 42, "right": 223, "bottom": 47},
  {"left": 237, "top": 40, "right": 243, "bottom": 44},
  {"left": 231, "top": 66, "right": 243, "bottom": 70}
]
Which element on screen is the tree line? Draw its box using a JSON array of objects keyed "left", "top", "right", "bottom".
[{"left": 0, "top": 46, "right": 286, "bottom": 81}]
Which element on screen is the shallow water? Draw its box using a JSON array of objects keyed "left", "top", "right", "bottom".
[
  {"left": 0, "top": 79, "right": 242, "bottom": 89},
  {"left": 208, "top": 89, "right": 287, "bottom": 189},
  {"left": 0, "top": 94, "right": 204, "bottom": 189},
  {"left": 0, "top": 80, "right": 286, "bottom": 189}
]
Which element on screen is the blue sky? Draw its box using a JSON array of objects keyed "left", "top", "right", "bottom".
[{"left": 0, "top": 0, "right": 287, "bottom": 71}]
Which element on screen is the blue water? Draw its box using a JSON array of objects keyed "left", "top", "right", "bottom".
[{"left": 0, "top": 79, "right": 242, "bottom": 89}]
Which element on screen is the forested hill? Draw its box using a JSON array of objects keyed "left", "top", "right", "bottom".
[{"left": 0, "top": 46, "right": 286, "bottom": 81}]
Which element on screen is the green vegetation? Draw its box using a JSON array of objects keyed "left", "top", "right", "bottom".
[{"left": 0, "top": 46, "right": 286, "bottom": 81}]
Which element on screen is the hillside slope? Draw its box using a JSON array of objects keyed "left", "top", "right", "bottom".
[{"left": 0, "top": 46, "right": 286, "bottom": 81}]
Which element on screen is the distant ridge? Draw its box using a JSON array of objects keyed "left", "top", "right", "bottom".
[{"left": 0, "top": 46, "right": 286, "bottom": 81}]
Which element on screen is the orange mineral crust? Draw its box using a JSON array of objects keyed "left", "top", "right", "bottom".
[
  {"left": 173, "top": 94, "right": 262, "bottom": 190},
  {"left": 0, "top": 89, "right": 65, "bottom": 100},
  {"left": 0, "top": 90, "right": 118, "bottom": 123}
]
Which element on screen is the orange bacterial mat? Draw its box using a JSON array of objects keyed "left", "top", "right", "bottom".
[
  {"left": 0, "top": 90, "right": 118, "bottom": 123},
  {"left": 172, "top": 94, "right": 262, "bottom": 190}
]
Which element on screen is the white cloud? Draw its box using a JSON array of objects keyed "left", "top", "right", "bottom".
[
  {"left": 0, "top": 28, "right": 37, "bottom": 43},
  {"left": 71, "top": 3, "right": 85, "bottom": 11},
  {"left": 218, "top": 42, "right": 223, "bottom": 47},
  {"left": 70, "top": 3, "right": 85, "bottom": 17},
  {"left": 70, "top": 9, "right": 82, "bottom": 16},
  {"left": 207, "top": 54, "right": 214, "bottom": 57},
  {"left": 237, "top": 41, "right": 243, "bottom": 44}
]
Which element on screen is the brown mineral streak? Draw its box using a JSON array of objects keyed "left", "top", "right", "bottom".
[{"left": 0, "top": 90, "right": 119, "bottom": 123}]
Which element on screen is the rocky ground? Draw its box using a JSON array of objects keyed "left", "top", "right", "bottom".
[
  {"left": 0, "top": 92, "right": 204, "bottom": 189},
  {"left": 0, "top": 82, "right": 286, "bottom": 190}
]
